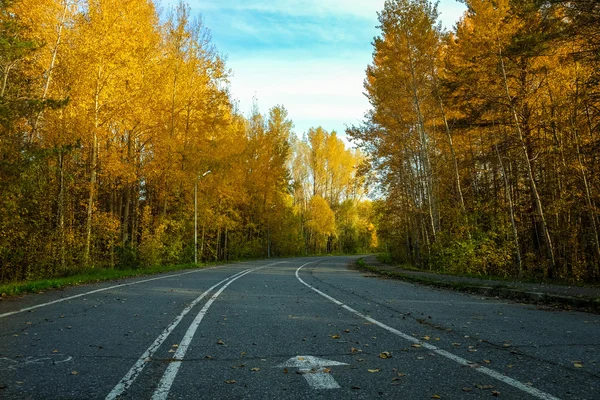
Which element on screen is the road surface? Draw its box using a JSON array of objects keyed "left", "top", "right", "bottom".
[{"left": 0, "top": 257, "right": 598, "bottom": 399}]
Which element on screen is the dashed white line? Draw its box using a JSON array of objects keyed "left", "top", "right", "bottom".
[
  {"left": 295, "top": 263, "right": 561, "bottom": 400},
  {"left": 105, "top": 268, "right": 250, "bottom": 400}
]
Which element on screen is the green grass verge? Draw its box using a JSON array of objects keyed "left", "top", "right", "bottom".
[{"left": 0, "top": 262, "right": 218, "bottom": 298}]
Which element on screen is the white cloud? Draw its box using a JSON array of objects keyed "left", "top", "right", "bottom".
[
  {"left": 229, "top": 56, "right": 371, "bottom": 136},
  {"left": 157, "top": 0, "right": 467, "bottom": 140},
  {"left": 193, "top": 0, "right": 383, "bottom": 19}
]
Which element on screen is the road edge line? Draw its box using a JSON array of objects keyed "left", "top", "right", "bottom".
[
  {"left": 0, "top": 265, "right": 253, "bottom": 319},
  {"left": 295, "top": 263, "right": 561, "bottom": 400}
]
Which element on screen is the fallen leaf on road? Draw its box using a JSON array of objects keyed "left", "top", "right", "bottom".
[
  {"left": 344, "top": 329, "right": 350, "bottom": 333},
  {"left": 397, "top": 372, "right": 406, "bottom": 377},
  {"left": 367, "top": 368, "right": 381, "bottom": 373},
  {"left": 483, "top": 360, "right": 491, "bottom": 364},
  {"left": 502, "top": 344, "right": 511, "bottom": 348},
  {"left": 431, "top": 395, "right": 441, "bottom": 399},
  {"left": 379, "top": 352, "right": 392, "bottom": 359},
  {"left": 298, "top": 357, "right": 305, "bottom": 361},
  {"left": 224, "top": 380, "right": 236, "bottom": 384},
  {"left": 204, "top": 355, "right": 213, "bottom": 359},
  {"left": 52, "top": 350, "right": 59, "bottom": 353},
  {"left": 452, "top": 343, "right": 461, "bottom": 346},
  {"left": 217, "top": 340, "right": 225, "bottom": 345},
  {"left": 172, "top": 344, "right": 179, "bottom": 348},
  {"left": 283, "top": 368, "right": 288, "bottom": 374},
  {"left": 573, "top": 363, "right": 583, "bottom": 368},
  {"left": 351, "top": 347, "right": 359, "bottom": 353},
  {"left": 70, "top": 371, "right": 78, "bottom": 375},
  {"left": 251, "top": 368, "right": 260, "bottom": 372},
  {"left": 411, "top": 344, "right": 422, "bottom": 348},
  {"left": 168, "top": 349, "right": 175, "bottom": 353},
  {"left": 462, "top": 387, "right": 472, "bottom": 392},
  {"left": 323, "top": 368, "right": 331, "bottom": 373},
  {"left": 417, "top": 356, "right": 424, "bottom": 360},
  {"left": 422, "top": 336, "right": 430, "bottom": 341},
  {"left": 476, "top": 384, "right": 494, "bottom": 390},
  {"left": 331, "top": 335, "right": 340, "bottom": 339}
]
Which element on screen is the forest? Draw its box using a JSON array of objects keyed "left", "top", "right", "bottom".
[
  {"left": 0, "top": 0, "right": 375, "bottom": 283},
  {"left": 349, "top": 0, "right": 600, "bottom": 281},
  {"left": 2, "top": 0, "right": 599, "bottom": 285}
]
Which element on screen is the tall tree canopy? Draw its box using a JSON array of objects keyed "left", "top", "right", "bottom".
[
  {"left": 0, "top": 0, "right": 378, "bottom": 283},
  {"left": 350, "top": 0, "right": 600, "bottom": 281}
]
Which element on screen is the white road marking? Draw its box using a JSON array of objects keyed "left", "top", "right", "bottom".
[
  {"left": 151, "top": 263, "right": 282, "bottom": 400},
  {"left": 0, "top": 265, "right": 245, "bottom": 319},
  {"left": 300, "top": 367, "right": 341, "bottom": 389},
  {"left": 295, "top": 263, "right": 562, "bottom": 400},
  {"left": 278, "top": 355, "right": 348, "bottom": 389},
  {"left": 105, "top": 268, "right": 250, "bottom": 400}
]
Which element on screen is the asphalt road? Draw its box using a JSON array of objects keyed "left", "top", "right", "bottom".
[{"left": 0, "top": 256, "right": 598, "bottom": 399}]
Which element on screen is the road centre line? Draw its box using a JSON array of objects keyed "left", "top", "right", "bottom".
[
  {"left": 295, "top": 263, "right": 561, "bottom": 400},
  {"left": 0, "top": 263, "right": 254, "bottom": 319},
  {"left": 151, "top": 263, "right": 280, "bottom": 400},
  {"left": 105, "top": 268, "right": 250, "bottom": 400}
]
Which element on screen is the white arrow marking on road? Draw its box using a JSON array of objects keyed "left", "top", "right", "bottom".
[{"left": 278, "top": 356, "right": 348, "bottom": 389}]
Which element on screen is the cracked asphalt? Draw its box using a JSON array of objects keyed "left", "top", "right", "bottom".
[{"left": 0, "top": 256, "right": 598, "bottom": 399}]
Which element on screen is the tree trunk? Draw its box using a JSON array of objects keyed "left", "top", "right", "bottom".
[
  {"left": 574, "top": 125, "right": 600, "bottom": 271},
  {"left": 407, "top": 40, "right": 436, "bottom": 241},
  {"left": 84, "top": 69, "right": 101, "bottom": 266},
  {"left": 58, "top": 150, "right": 66, "bottom": 271},
  {"left": 31, "top": 0, "right": 69, "bottom": 140},
  {"left": 496, "top": 144, "right": 522, "bottom": 276},
  {"left": 499, "top": 49, "right": 555, "bottom": 271}
]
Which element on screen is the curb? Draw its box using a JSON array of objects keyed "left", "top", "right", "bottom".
[{"left": 355, "top": 261, "right": 600, "bottom": 313}]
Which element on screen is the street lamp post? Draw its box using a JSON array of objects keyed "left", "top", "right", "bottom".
[{"left": 195, "top": 170, "right": 211, "bottom": 264}]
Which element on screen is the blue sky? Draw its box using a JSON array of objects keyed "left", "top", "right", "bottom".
[{"left": 160, "top": 0, "right": 466, "bottom": 140}]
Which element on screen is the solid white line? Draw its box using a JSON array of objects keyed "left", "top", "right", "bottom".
[
  {"left": 152, "top": 263, "right": 281, "bottom": 400},
  {"left": 295, "top": 263, "right": 561, "bottom": 400},
  {"left": 0, "top": 266, "right": 237, "bottom": 319},
  {"left": 105, "top": 269, "right": 250, "bottom": 400}
]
